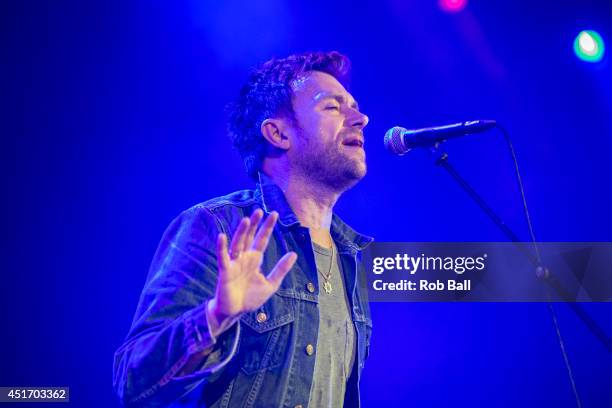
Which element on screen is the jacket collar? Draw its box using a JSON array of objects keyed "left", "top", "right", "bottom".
[{"left": 255, "top": 172, "right": 374, "bottom": 251}]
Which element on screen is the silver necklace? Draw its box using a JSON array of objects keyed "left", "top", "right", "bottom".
[{"left": 317, "top": 243, "right": 334, "bottom": 294}]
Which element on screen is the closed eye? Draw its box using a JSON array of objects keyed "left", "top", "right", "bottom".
[{"left": 325, "top": 106, "right": 339, "bottom": 111}]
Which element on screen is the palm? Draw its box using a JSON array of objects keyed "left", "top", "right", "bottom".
[{"left": 218, "top": 251, "right": 274, "bottom": 313}]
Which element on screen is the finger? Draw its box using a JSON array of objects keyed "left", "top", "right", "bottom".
[
  {"left": 265, "top": 251, "right": 297, "bottom": 289},
  {"left": 216, "top": 233, "right": 231, "bottom": 270},
  {"left": 230, "top": 217, "right": 250, "bottom": 258},
  {"left": 245, "top": 209, "right": 264, "bottom": 250},
  {"left": 253, "top": 211, "right": 278, "bottom": 252}
]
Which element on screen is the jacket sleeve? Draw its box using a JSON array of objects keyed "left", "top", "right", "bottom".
[{"left": 113, "top": 205, "right": 241, "bottom": 407}]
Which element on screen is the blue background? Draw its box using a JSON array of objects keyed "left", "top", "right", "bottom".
[{"left": 3, "top": 0, "right": 611, "bottom": 406}]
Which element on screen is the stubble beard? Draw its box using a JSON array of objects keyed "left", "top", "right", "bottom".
[{"left": 298, "top": 138, "right": 367, "bottom": 193}]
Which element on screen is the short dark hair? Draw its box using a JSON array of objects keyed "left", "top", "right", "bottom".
[{"left": 227, "top": 51, "right": 351, "bottom": 180}]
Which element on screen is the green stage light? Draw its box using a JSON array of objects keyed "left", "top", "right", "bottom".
[{"left": 574, "top": 30, "right": 605, "bottom": 63}]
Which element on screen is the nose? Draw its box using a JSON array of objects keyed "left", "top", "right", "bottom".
[{"left": 348, "top": 108, "right": 369, "bottom": 130}]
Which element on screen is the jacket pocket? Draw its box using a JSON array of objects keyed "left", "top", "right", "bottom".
[{"left": 238, "top": 294, "right": 295, "bottom": 375}]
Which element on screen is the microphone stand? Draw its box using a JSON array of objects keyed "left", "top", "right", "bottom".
[{"left": 430, "top": 141, "right": 612, "bottom": 408}]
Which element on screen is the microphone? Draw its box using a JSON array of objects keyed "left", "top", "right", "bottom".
[{"left": 384, "top": 120, "right": 497, "bottom": 155}]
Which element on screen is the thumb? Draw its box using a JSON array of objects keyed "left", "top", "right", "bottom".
[{"left": 266, "top": 252, "right": 297, "bottom": 289}]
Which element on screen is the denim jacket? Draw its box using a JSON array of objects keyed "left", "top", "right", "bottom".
[{"left": 113, "top": 174, "right": 374, "bottom": 407}]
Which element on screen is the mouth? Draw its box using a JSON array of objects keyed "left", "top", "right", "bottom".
[{"left": 342, "top": 137, "right": 364, "bottom": 148}]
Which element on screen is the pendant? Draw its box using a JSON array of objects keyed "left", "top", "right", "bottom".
[{"left": 323, "top": 280, "right": 333, "bottom": 294}]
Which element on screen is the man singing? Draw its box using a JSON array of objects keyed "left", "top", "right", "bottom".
[{"left": 114, "top": 51, "right": 373, "bottom": 407}]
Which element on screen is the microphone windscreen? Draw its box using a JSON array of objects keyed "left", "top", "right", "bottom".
[{"left": 384, "top": 126, "right": 409, "bottom": 155}]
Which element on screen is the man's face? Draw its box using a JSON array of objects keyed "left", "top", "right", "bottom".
[{"left": 287, "top": 71, "right": 369, "bottom": 191}]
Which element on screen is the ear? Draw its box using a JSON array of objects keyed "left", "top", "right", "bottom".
[{"left": 261, "top": 119, "right": 291, "bottom": 150}]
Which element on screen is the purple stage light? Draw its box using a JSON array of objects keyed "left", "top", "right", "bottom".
[{"left": 439, "top": 0, "right": 467, "bottom": 13}]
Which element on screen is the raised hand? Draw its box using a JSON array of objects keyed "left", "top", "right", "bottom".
[{"left": 208, "top": 209, "right": 297, "bottom": 328}]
